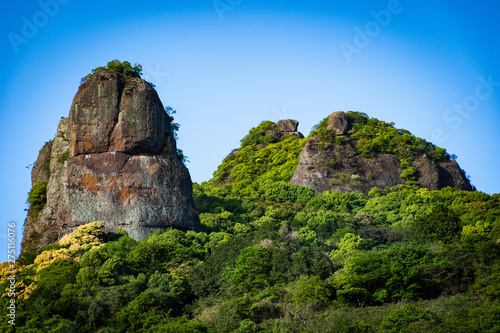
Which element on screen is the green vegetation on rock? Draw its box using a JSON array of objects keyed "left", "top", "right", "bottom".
[
  {"left": 80, "top": 59, "right": 143, "bottom": 85},
  {"left": 240, "top": 121, "right": 279, "bottom": 147},
  {"left": 57, "top": 150, "right": 69, "bottom": 165},
  {"left": 309, "top": 112, "right": 452, "bottom": 186},
  {"left": 212, "top": 121, "right": 307, "bottom": 187},
  {"left": 165, "top": 106, "right": 188, "bottom": 163},
  {"left": 27, "top": 180, "right": 48, "bottom": 216},
  {"left": 344, "top": 111, "right": 449, "bottom": 162},
  {"left": 6, "top": 182, "right": 500, "bottom": 332}
]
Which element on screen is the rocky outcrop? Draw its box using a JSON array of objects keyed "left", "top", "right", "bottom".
[
  {"left": 22, "top": 71, "right": 200, "bottom": 252},
  {"left": 327, "top": 111, "right": 348, "bottom": 135},
  {"left": 291, "top": 138, "right": 472, "bottom": 195},
  {"left": 413, "top": 156, "right": 472, "bottom": 191},
  {"left": 291, "top": 137, "right": 404, "bottom": 194},
  {"left": 31, "top": 141, "right": 52, "bottom": 185},
  {"left": 277, "top": 119, "right": 298, "bottom": 132},
  {"left": 70, "top": 72, "right": 170, "bottom": 156},
  {"left": 291, "top": 112, "right": 472, "bottom": 195},
  {"left": 276, "top": 119, "right": 304, "bottom": 139}
]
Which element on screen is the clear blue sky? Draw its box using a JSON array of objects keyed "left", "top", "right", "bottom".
[{"left": 1, "top": 0, "right": 499, "bottom": 261}]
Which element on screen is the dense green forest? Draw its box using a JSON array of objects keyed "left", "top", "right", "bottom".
[{"left": 2, "top": 113, "right": 500, "bottom": 332}]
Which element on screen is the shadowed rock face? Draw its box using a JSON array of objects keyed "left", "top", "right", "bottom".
[
  {"left": 290, "top": 138, "right": 472, "bottom": 195},
  {"left": 291, "top": 112, "right": 472, "bottom": 195},
  {"left": 22, "top": 71, "right": 200, "bottom": 252},
  {"left": 290, "top": 138, "right": 405, "bottom": 194}
]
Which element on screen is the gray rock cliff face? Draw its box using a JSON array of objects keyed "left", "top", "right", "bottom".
[
  {"left": 31, "top": 141, "right": 53, "bottom": 185},
  {"left": 290, "top": 112, "right": 472, "bottom": 195},
  {"left": 22, "top": 71, "right": 200, "bottom": 252}
]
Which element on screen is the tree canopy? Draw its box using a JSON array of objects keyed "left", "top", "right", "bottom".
[
  {"left": 4, "top": 114, "right": 499, "bottom": 332},
  {"left": 80, "top": 60, "right": 143, "bottom": 85}
]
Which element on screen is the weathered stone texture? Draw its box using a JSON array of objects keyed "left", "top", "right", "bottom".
[
  {"left": 69, "top": 71, "right": 122, "bottom": 156},
  {"left": 110, "top": 78, "right": 169, "bottom": 155},
  {"left": 63, "top": 152, "right": 199, "bottom": 239},
  {"left": 31, "top": 141, "right": 53, "bottom": 185},
  {"left": 327, "top": 111, "right": 348, "bottom": 135},
  {"left": 277, "top": 119, "right": 299, "bottom": 132},
  {"left": 291, "top": 135, "right": 472, "bottom": 195},
  {"left": 22, "top": 72, "right": 200, "bottom": 252},
  {"left": 275, "top": 119, "right": 304, "bottom": 139},
  {"left": 436, "top": 160, "right": 472, "bottom": 191}
]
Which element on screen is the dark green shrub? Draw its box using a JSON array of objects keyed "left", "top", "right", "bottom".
[
  {"left": 240, "top": 121, "right": 279, "bottom": 147},
  {"left": 262, "top": 134, "right": 276, "bottom": 144},
  {"left": 126, "top": 240, "right": 184, "bottom": 274},
  {"left": 261, "top": 180, "right": 316, "bottom": 204},
  {"left": 57, "top": 150, "right": 69, "bottom": 165},
  {"left": 230, "top": 246, "right": 276, "bottom": 294},
  {"left": 81, "top": 60, "right": 142, "bottom": 85},
  {"left": 146, "top": 318, "right": 208, "bottom": 333},
  {"left": 33, "top": 260, "right": 80, "bottom": 300},
  {"left": 290, "top": 275, "right": 331, "bottom": 306},
  {"left": 380, "top": 304, "right": 441, "bottom": 333},
  {"left": 400, "top": 167, "right": 416, "bottom": 181},
  {"left": 469, "top": 300, "right": 500, "bottom": 333},
  {"left": 235, "top": 319, "right": 263, "bottom": 333},
  {"left": 165, "top": 106, "right": 180, "bottom": 139},
  {"left": 211, "top": 134, "right": 306, "bottom": 185},
  {"left": 337, "top": 287, "right": 371, "bottom": 307},
  {"left": 27, "top": 180, "right": 48, "bottom": 215},
  {"left": 412, "top": 203, "right": 462, "bottom": 243},
  {"left": 344, "top": 111, "right": 450, "bottom": 163},
  {"left": 311, "top": 116, "right": 337, "bottom": 143}
]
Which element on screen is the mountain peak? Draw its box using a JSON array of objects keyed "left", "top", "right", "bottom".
[
  {"left": 22, "top": 63, "right": 200, "bottom": 252},
  {"left": 212, "top": 111, "right": 472, "bottom": 195}
]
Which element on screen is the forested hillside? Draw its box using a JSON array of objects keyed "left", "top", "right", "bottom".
[{"left": 2, "top": 114, "right": 500, "bottom": 332}]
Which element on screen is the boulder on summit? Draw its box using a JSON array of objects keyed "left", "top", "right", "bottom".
[
  {"left": 290, "top": 111, "right": 472, "bottom": 195},
  {"left": 326, "top": 111, "right": 348, "bottom": 135}
]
